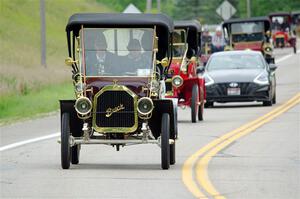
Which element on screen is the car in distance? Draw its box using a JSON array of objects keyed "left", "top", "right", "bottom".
[
  {"left": 222, "top": 17, "right": 275, "bottom": 64},
  {"left": 269, "top": 12, "right": 297, "bottom": 53},
  {"left": 60, "top": 13, "right": 178, "bottom": 170},
  {"left": 165, "top": 20, "right": 206, "bottom": 123},
  {"left": 204, "top": 50, "right": 277, "bottom": 107}
]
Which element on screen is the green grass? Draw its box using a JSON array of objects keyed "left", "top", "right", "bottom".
[
  {"left": 0, "top": 81, "right": 74, "bottom": 124},
  {"left": 0, "top": 0, "right": 113, "bottom": 123},
  {"left": 0, "top": 0, "right": 113, "bottom": 95}
]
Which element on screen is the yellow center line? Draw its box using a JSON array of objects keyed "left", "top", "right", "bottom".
[{"left": 182, "top": 93, "right": 300, "bottom": 198}]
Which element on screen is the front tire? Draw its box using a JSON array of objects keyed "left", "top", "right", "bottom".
[
  {"left": 191, "top": 85, "right": 199, "bottom": 123},
  {"left": 161, "top": 113, "right": 170, "bottom": 170},
  {"left": 61, "top": 113, "right": 71, "bottom": 169}
]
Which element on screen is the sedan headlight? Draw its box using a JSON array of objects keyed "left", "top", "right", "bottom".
[
  {"left": 75, "top": 97, "right": 92, "bottom": 115},
  {"left": 254, "top": 73, "right": 269, "bottom": 85},
  {"left": 172, "top": 75, "right": 183, "bottom": 88},
  {"left": 204, "top": 74, "right": 214, "bottom": 86},
  {"left": 137, "top": 97, "right": 154, "bottom": 115}
]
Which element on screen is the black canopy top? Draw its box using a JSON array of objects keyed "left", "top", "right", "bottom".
[
  {"left": 174, "top": 20, "right": 201, "bottom": 57},
  {"left": 174, "top": 20, "right": 201, "bottom": 32},
  {"left": 66, "top": 13, "right": 174, "bottom": 34},
  {"left": 269, "top": 12, "right": 291, "bottom": 17},
  {"left": 223, "top": 16, "right": 270, "bottom": 25},
  {"left": 223, "top": 16, "right": 271, "bottom": 32}
]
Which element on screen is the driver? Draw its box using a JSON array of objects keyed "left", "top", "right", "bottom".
[{"left": 85, "top": 32, "right": 115, "bottom": 76}]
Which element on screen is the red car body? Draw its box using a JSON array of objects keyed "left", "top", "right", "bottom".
[{"left": 165, "top": 20, "right": 206, "bottom": 123}]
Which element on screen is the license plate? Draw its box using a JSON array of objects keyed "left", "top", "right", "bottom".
[{"left": 227, "top": 88, "right": 241, "bottom": 96}]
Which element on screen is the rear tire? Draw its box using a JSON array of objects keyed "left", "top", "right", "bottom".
[
  {"left": 170, "top": 142, "right": 176, "bottom": 165},
  {"left": 272, "top": 90, "right": 276, "bottom": 104},
  {"left": 161, "top": 113, "right": 170, "bottom": 170},
  {"left": 61, "top": 113, "right": 71, "bottom": 169},
  {"left": 198, "top": 87, "right": 204, "bottom": 121},
  {"left": 204, "top": 101, "right": 213, "bottom": 108},
  {"left": 191, "top": 85, "right": 199, "bottom": 123},
  {"left": 263, "top": 100, "right": 272, "bottom": 106},
  {"left": 71, "top": 144, "right": 80, "bottom": 164},
  {"left": 294, "top": 46, "right": 297, "bottom": 54}
]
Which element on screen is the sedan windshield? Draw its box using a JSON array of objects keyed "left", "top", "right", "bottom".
[
  {"left": 207, "top": 54, "right": 265, "bottom": 71},
  {"left": 82, "top": 28, "right": 154, "bottom": 77}
]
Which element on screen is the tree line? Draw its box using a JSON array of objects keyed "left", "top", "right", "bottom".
[{"left": 97, "top": 0, "right": 300, "bottom": 24}]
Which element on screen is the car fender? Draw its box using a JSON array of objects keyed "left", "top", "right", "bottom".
[{"left": 60, "top": 100, "right": 83, "bottom": 137}]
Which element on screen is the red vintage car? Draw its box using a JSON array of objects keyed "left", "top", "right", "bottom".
[
  {"left": 269, "top": 12, "right": 297, "bottom": 53},
  {"left": 165, "top": 20, "right": 206, "bottom": 123}
]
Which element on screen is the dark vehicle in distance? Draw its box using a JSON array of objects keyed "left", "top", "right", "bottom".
[
  {"left": 222, "top": 17, "right": 275, "bottom": 64},
  {"left": 61, "top": 13, "right": 177, "bottom": 170},
  {"left": 166, "top": 20, "right": 206, "bottom": 123},
  {"left": 204, "top": 51, "right": 277, "bottom": 107},
  {"left": 291, "top": 11, "right": 300, "bottom": 37},
  {"left": 269, "top": 12, "right": 297, "bottom": 53}
]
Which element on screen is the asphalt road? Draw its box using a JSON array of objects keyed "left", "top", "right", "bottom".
[{"left": 0, "top": 47, "right": 299, "bottom": 199}]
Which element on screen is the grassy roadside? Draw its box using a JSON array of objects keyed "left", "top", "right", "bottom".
[
  {"left": 0, "top": 0, "right": 113, "bottom": 124},
  {"left": 0, "top": 81, "right": 74, "bottom": 125}
]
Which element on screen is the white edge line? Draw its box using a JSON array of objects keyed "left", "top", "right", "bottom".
[
  {"left": 0, "top": 132, "right": 60, "bottom": 152},
  {"left": 276, "top": 49, "right": 300, "bottom": 63}
]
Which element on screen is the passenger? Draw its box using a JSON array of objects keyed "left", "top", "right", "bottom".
[
  {"left": 211, "top": 27, "right": 226, "bottom": 53},
  {"left": 124, "top": 38, "right": 148, "bottom": 73},
  {"left": 85, "top": 32, "right": 115, "bottom": 76}
]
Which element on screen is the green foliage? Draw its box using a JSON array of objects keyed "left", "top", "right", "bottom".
[
  {"left": 238, "top": 0, "right": 300, "bottom": 18},
  {"left": 0, "top": 0, "right": 113, "bottom": 96},
  {"left": 170, "top": 0, "right": 300, "bottom": 24}
]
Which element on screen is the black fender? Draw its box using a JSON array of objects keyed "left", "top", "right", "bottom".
[
  {"left": 59, "top": 100, "right": 83, "bottom": 137},
  {"left": 149, "top": 99, "right": 178, "bottom": 139}
]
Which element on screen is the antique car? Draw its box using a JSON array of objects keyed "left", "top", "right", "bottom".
[
  {"left": 291, "top": 11, "right": 300, "bottom": 37},
  {"left": 60, "top": 13, "right": 178, "bottom": 170},
  {"left": 204, "top": 51, "right": 277, "bottom": 107},
  {"left": 165, "top": 20, "right": 206, "bottom": 123},
  {"left": 222, "top": 17, "right": 275, "bottom": 64},
  {"left": 269, "top": 12, "right": 297, "bottom": 53}
]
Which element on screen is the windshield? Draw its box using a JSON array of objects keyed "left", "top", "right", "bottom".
[
  {"left": 82, "top": 28, "right": 154, "bottom": 77},
  {"left": 207, "top": 54, "right": 265, "bottom": 71},
  {"left": 172, "top": 29, "right": 187, "bottom": 58},
  {"left": 231, "top": 22, "right": 264, "bottom": 33},
  {"left": 271, "top": 16, "right": 290, "bottom": 31}
]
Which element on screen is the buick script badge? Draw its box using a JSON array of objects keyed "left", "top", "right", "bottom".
[{"left": 105, "top": 104, "right": 125, "bottom": 117}]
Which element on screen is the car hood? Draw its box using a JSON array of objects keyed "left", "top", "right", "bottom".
[
  {"left": 206, "top": 69, "right": 263, "bottom": 83},
  {"left": 86, "top": 77, "right": 150, "bottom": 98}
]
